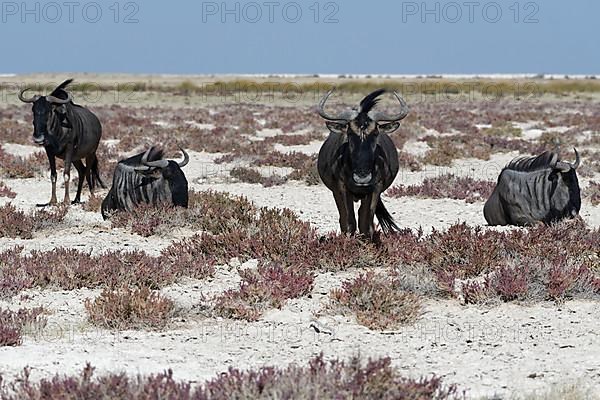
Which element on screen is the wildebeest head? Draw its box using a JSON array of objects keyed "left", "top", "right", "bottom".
[
  {"left": 132, "top": 146, "right": 190, "bottom": 182},
  {"left": 318, "top": 89, "right": 408, "bottom": 192},
  {"left": 548, "top": 149, "right": 581, "bottom": 217},
  {"left": 18, "top": 79, "right": 73, "bottom": 145}
]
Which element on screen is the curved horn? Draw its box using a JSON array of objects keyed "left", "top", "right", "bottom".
[
  {"left": 178, "top": 147, "right": 189, "bottom": 168},
  {"left": 317, "top": 89, "right": 356, "bottom": 122},
  {"left": 369, "top": 91, "right": 410, "bottom": 123},
  {"left": 141, "top": 147, "right": 169, "bottom": 168},
  {"left": 46, "top": 91, "right": 72, "bottom": 104},
  {"left": 572, "top": 148, "right": 580, "bottom": 169},
  {"left": 18, "top": 88, "right": 39, "bottom": 103}
]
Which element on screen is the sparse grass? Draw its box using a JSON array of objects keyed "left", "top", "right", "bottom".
[
  {"left": 85, "top": 286, "right": 175, "bottom": 330},
  {"left": 0, "top": 354, "right": 461, "bottom": 399},
  {"left": 0, "top": 307, "right": 46, "bottom": 347},
  {"left": 329, "top": 272, "right": 422, "bottom": 330},
  {"left": 0, "top": 204, "right": 68, "bottom": 239},
  {"left": 387, "top": 174, "right": 495, "bottom": 203}
]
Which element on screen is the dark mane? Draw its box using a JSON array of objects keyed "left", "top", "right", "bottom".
[
  {"left": 505, "top": 151, "right": 558, "bottom": 172},
  {"left": 359, "top": 89, "right": 386, "bottom": 115}
]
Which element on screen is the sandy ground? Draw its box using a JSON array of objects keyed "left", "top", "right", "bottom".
[{"left": 1, "top": 87, "right": 600, "bottom": 398}]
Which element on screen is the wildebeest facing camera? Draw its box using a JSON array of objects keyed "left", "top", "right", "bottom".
[{"left": 1, "top": 1, "right": 600, "bottom": 398}]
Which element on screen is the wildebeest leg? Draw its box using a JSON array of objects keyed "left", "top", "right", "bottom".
[
  {"left": 72, "top": 160, "right": 86, "bottom": 204},
  {"left": 38, "top": 150, "right": 58, "bottom": 207},
  {"left": 63, "top": 147, "right": 73, "bottom": 204},
  {"left": 333, "top": 188, "right": 356, "bottom": 234},
  {"left": 358, "top": 192, "right": 379, "bottom": 238}
]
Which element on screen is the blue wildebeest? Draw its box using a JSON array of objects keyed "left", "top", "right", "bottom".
[
  {"left": 484, "top": 149, "right": 581, "bottom": 226},
  {"left": 19, "top": 79, "right": 104, "bottom": 205},
  {"left": 317, "top": 89, "right": 409, "bottom": 238},
  {"left": 101, "top": 146, "right": 189, "bottom": 219}
]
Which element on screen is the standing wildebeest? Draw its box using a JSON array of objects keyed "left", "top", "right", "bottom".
[
  {"left": 484, "top": 149, "right": 581, "bottom": 226},
  {"left": 101, "top": 146, "right": 189, "bottom": 219},
  {"left": 317, "top": 89, "right": 409, "bottom": 238},
  {"left": 19, "top": 79, "right": 104, "bottom": 205}
]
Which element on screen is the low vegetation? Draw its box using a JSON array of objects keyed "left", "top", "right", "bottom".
[
  {"left": 214, "top": 263, "right": 314, "bottom": 321},
  {"left": 0, "top": 307, "right": 46, "bottom": 347},
  {"left": 329, "top": 272, "right": 422, "bottom": 330},
  {"left": 0, "top": 182, "right": 16, "bottom": 198},
  {"left": 387, "top": 174, "right": 495, "bottom": 203},
  {"left": 0, "top": 204, "right": 68, "bottom": 239},
  {"left": 85, "top": 286, "right": 175, "bottom": 330},
  {"left": 0, "top": 354, "right": 460, "bottom": 399}
]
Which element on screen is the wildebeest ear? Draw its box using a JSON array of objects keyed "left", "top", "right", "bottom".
[
  {"left": 326, "top": 121, "right": 347, "bottom": 134},
  {"left": 378, "top": 122, "right": 400, "bottom": 134}
]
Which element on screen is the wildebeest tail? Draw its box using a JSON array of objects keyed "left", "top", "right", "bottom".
[
  {"left": 375, "top": 198, "right": 400, "bottom": 234},
  {"left": 91, "top": 155, "right": 106, "bottom": 189}
]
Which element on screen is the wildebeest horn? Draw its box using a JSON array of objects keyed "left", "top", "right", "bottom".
[
  {"left": 555, "top": 148, "right": 580, "bottom": 172},
  {"left": 46, "top": 92, "right": 72, "bottom": 104},
  {"left": 317, "top": 89, "right": 357, "bottom": 122},
  {"left": 572, "top": 148, "right": 580, "bottom": 169},
  {"left": 178, "top": 147, "right": 189, "bottom": 168},
  {"left": 18, "top": 88, "right": 40, "bottom": 103},
  {"left": 141, "top": 147, "right": 169, "bottom": 168},
  {"left": 369, "top": 91, "right": 409, "bottom": 123}
]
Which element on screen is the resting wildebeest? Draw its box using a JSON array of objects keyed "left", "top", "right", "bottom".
[
  {"left": 19, "top": 79, "right": 104, "bottom": 205},
  {"left": 317, "top": 89, "right": 408, "bottom": 238},
  {"left": 484, "top": 149, "right": 581, "bottom": 226},
  {"left": 101, "top": 146, "right": 189, "bottom": 219}
]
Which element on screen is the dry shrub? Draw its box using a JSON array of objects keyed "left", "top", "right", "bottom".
[
  {"left": 398, "top": 151, "right": 423, "bottom": 171},
  {"left": 586, "top": 181, "right": 600, "bottom": 206},
  {"left": 0, "top": 246, "right": 214, "bottom": 298},
  {"left": 230, "top": 166, "right": 264, "bottom": 184},
  {"left": 229, "top": 166, "right": 288, "bottom": 187},
  {"left": 0, "top": 307, "right": 46, "bottom": 347},
  {"left": 108, "top": 191, "right": 257, "bottom": 237},
  {"left": 0, "top": 355, "right": 460, "bottom": 400},
  {"left": 0, "top": 204, "right": 67, "bottom": 239},
  {"left": 480, "top": 122, "right": 522, "bottom": 137},
  {"left": 214, "top": 263, "right": 314, "bottom": 321},
  {"left": 85, "top": 286, "right": 174, "bottom": 330},
  {"left": 0, "top": 182, "right": 16, "bottom": 198},
  {"left": 387, "top": 174, "right": 495, "bottom": 203},
  {"left": 81, "top": 194, "right": 103, "bottom": 212},
  {"left": 329, "top": 272, "right": 422, "bottom": 330},
  {"left": 0, "top": 148, "right": 47, "bottom": 179}
]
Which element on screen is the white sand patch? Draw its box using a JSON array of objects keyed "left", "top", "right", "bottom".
[
  {"left": 402, "top": 139, "right": 431, "bottom": 157},
  {"left": 152, "top": 120, "right": 175, "bottom": 128},
  {"left": 1, "top": 143, "right": 44, "bottom": 157},
  {"left": 184, "top": 121, "right": 215, "bottom": 130}
]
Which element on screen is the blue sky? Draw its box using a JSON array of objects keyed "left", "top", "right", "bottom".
[{"left": 0, "top": 0, "right": 597, "bottom": 74}]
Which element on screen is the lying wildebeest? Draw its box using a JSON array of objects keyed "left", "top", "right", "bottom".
[
  {"left": 317, "top": 88, "right": 408, "bottom": 238},
  {"left": 19, "top": 79, "right": 104, "bottom": 205},
  {"left": 101, "top": 146, "right": 189, "bottom": 219},
  {"left": 484, "top": 149, "right": 581, "bottom": 226}
]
